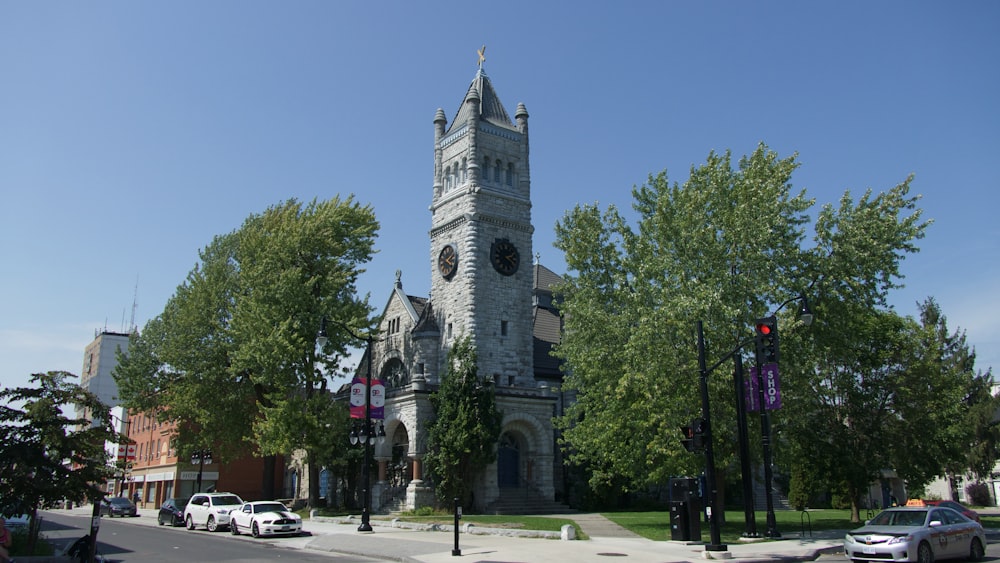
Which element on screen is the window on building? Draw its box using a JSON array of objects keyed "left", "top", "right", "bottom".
[
  {"left": 417, "top": 362, "right": 425, "bottom": 374},
  {"left": 501, "top": 320, "right": 508, "bottom": 337},
  {"left": 494, "top": 159, "right": 501, "bottom": 182},
  {"left": 506, "top": 163, "right": 514, "bottom": 186},
  {"left": 447, "top": 323, "right": 453, "bottom": 340},
  {"left": 461, "top": 158, "right": 468, "bottom": 183},
  {"left": 482, "top": 156, "right": 490, "bottom": 181}
]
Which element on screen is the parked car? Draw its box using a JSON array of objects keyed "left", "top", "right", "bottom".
[
  {"left": 157, "top": 497, "right": 189, "bottom": 526},
  {"left": 844, "top": 506, "right": 985, "bottom": 563},
  {"left": 923, "top": 499, "right": 981, "bottom": 523},
  {"left": 229, "top": 501, "right": 302, "bottom": 538},
  {"left": 5, "top": 514, "right": 30, "bottom": 530},
  {"left": 183, "top": 492, "right": 243, "bottom": 532},
  {"left": 100, "top": 496, "right": 137, "bottom": 517}
]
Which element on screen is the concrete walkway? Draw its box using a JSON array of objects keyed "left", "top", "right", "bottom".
[{"left": 547, "top": 512, "right": 643, "bottom": 538}]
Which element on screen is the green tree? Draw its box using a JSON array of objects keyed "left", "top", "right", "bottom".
[
  {"left": 0, "top": 371, "right": 122, "bottom": 551},
  {"left": 552, "top": 143, "right": 929, "bottom": 510},
  {"left": 425, "top": 337, "right": 503, "bottom": 509},
  {"left": 114, "top": 197, "right": 378, "bottom": 504},
  {"left": 907, "top": 298, "right": 997, "bottom": 491}
]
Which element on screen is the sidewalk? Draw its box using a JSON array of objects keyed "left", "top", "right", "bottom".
[
  {"left": 301, "top": 515, "right": 845, "bottom": 563},
  {"left": 61, "top": 503, "right": 846, "bottom": 562}
]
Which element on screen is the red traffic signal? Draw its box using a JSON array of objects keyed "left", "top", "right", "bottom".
[{"left": 755, "top": 316, "right": 779, "bottom": 364}]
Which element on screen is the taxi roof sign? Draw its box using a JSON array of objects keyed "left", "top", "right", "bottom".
[{"left": 905, "top": 499, "right": 926, "bottom": 507}]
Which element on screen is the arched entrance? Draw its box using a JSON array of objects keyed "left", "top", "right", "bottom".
[{"left": 497, "top": 432, "right": 520, "bottom": 488}]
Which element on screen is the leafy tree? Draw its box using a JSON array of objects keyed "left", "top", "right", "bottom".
[
  {"left": 114, "top": 197, "right": 378, "bottom": 504},
  {"left": 552, "top": 143, "right": 929, "bottom": 512},
  {"left": 907, "top": 298, "right": 997, "bottom": 491},
  {"left": 0, "top": 371, "right": 121, "bottom": 551},
  {"left": 425, "top": 337, "right": 503, "bottom": 509}
]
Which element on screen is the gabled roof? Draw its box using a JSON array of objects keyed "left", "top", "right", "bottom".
[{"left": 447, "top": 69, "right": 516, "bottom": 134}]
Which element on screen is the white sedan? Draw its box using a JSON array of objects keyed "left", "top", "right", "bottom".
[
  {"left": 844, "top": 506, "right": 986, "bottom": 563},
  {"left": 229, "top": 501, "right": 302, "bottom": 537}
]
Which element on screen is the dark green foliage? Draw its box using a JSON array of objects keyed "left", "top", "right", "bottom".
[
  {"left": 424, "top": 337, "right": 503, "bottom": 509},
  {"left": 0, "top": 371, "right": 122, "bottom": 551}
]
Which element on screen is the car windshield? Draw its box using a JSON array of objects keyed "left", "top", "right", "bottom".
[
  {"left": 109, "top": 498, "right": 132, "bottom": 506},
  {"left": 210, "top": 495, "right": 242, "bottom": 506},
  {"left": 253, "top": 503, "right": 289, "bottom": 513},
  {"left": 870, "top": 510, "right": 927, "bottom": 527}
]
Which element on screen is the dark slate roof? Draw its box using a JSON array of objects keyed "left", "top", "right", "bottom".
[
  {"left": 408, "top": 295, "right": 429, "bottom": 320},
  {"left": 447, "top": 69, "right": 516, "bottom": 134},
  {"left": 533, "top": 264, "right": 564, "bottom": 376},
  {"left": 412, "top": 300, "right": 439, "bottom": 334}
]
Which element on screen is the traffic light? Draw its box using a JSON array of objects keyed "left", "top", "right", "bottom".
[
  {"left": 680, "top": 418, "right": 706, "bottom": 452},
  {"left": 755, "top": 316, "right": 779, "bottom": 364}
]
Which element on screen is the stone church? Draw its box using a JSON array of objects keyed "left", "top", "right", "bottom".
[{"left": 356, "top": 63, "right": 567, "bottom": 513}]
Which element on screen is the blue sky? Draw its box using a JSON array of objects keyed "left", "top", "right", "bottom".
[{"left": 2, "top": 2, "right": 997, "bottom": 394}]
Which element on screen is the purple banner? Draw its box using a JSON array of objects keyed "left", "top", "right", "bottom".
[{"left": 745, "top": 363, "right": 782, "bottom": 412}]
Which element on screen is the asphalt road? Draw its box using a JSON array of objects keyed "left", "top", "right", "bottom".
[{"left": 37, "top": 510, "right": 386, "bottom": 562}]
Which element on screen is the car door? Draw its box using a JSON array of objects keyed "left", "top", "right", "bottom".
[
  {"left": 189, "top": 494, "right": 208, "bottom": 526},
  {"left": 929, "top": 509, "right": 960, "bottom": 559},
  {"left": 941, "top": 508, "right": 975, "bottom": 558},
  {"left": 233, "top": 504, "right": 252, "bottom": 532}
]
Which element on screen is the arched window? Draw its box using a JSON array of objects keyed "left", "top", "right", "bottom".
[
  {"left": 381, "top": 357, "right": 409, "bottom": 388},
  {"left": 494, "top": 159, "right": 502, "bottom": 182},
  {"left": 506, "top": 162, "right": 514, "bottom": 186},
  {"left": 482, "top": 156, "right": 490, "bottom": 182},
  {"left": 461, "top": 158, "right": 468, "bottom": 183}
]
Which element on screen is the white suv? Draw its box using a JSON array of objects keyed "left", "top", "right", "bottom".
[{"left": 183, "top": 492, "right": 244, "bottom": 532}]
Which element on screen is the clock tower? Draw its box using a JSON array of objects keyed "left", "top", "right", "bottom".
[
  {"left": 359, "top": 58, "right": 561, "bottom": 514},
  {"left": 429, "top": 66, "right": 534, "bottom": 388}
]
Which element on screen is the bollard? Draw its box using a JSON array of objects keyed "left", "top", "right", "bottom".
[{"left": 452, "top": 497, "right": 462, "bottom": 556}]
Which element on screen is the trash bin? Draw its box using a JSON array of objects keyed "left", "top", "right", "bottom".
[
  {"left": 670, "top": 500, "right": 690, "bottom": 541},
  {"left": 670, "top": 477, "right": 702, "bottom": 541}
]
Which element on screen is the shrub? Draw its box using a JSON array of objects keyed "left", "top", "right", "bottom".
[{"left": 965, "top": 482, "right": 991, "bottom": 507}]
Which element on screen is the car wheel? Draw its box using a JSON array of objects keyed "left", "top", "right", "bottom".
[
  {"left": 969, "top": 537, "right": 985, "bottom": 562},
  {"left": 252, "top": 522, "right": 260, "bottom": 538},
  {"left": 157, "top": 515, "right": 164, "bottom": 526},
  {"left": 207, "top": 515, "right": 218, "bottom": 532},
  {"left": 185, "top": 514, "right": 195, "bottom": 530},
  {"left": 230, "top": 521, "right": 240, "bottom": 535},
  {"left": 917, "top": 541, "right": 934, "bottom": 563}
]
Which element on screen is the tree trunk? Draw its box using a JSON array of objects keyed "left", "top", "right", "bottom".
[
  {"left": 261, "top": 455, "right": 276, "bottom": 499},
  {"left": 850, "top": 491, "right": 862, "bottom": 523},
  {"left": 308, "top": 449, "right": 321, "bottom": 508}
]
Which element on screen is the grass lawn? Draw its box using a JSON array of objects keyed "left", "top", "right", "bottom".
[{"left": 605, "top": 509, "right": 857, "bottom": 543}]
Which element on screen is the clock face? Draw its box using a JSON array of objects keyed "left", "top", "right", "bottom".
[
  {"left": 490, "top": 239, "right": 519, "bottom": 276},
  {"left": 438, "top": 244, "right": 458, "bottom": 279}
]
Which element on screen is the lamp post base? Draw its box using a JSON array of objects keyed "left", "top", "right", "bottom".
[{"left": 357, "top": 508, "right": 373, "bottom": 532}]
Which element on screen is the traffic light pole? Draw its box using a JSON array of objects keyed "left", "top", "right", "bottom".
[{"left": 755, "top": 358, "right": 780, "bottom": 538}]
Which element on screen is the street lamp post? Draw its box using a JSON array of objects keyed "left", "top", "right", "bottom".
[
  {"left": 190, "top": 449, "right": 212, "bottom": 494},
  {"left": 733, "top": 353, "right": 758, "bottom": 538},
  {"left": 330, "top": 317, "right": 385, "bottom": 533},
  {"left": 695, "top": 321, "right": 727, "bottom": 552}
]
